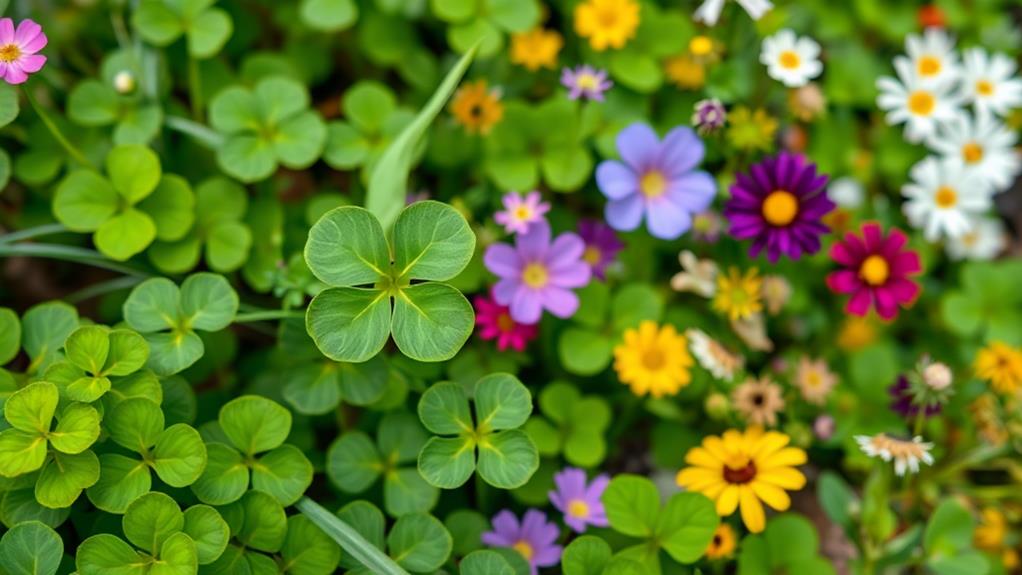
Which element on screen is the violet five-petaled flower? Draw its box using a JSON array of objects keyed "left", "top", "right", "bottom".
[
  {"left": 724, "top": 152, "right": 835, "bottom": 262},
  {"left": 482, "top": 509, "right": 563, "bottom": 575},
  {"left": 548, "top": 467, "right": 610, "bottom": 533},
  {"left": 0, "top": 18, "right": 47, "bottom": 85},
  {"left": 596, "top": 122, "right": 717, "bottom": 240},
  {"left": 484, "top": 219, "right": 592, "bottom": 324}
]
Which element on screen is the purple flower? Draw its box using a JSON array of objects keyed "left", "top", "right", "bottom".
[
  {"left": 484, "top": 220, "right": 591, "bottom": 324},
  {"left": 494, "top": 190, "right": 550, "bottom": 235},
  {"left": 596, "top": 123, "right": 716, "bottom": 240},
  {"left": 889, "top": 375, "right": 942, "bottom": 418},
  {"left": 482, "top": 509, "right": 562, "bottom": 575},
  {"left": 724, "top": 152, "right": 834, "bottom": 262},
  {"left": 692, "top": 98, "right": 727, "bottom": 134},
  {"left": 561, "top": 65, "right": 612, "bottom": 101},
  {"left": 577, "top": 219, "right": 624, "bottom": 281},
  {"left": 548, "top": 468, "right": 609, "bottom": 533}
]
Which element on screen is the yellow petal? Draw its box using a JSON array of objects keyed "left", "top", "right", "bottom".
[
  {"left": 760, "top": 447, "right": 807, "bottom": 469},
  {"left": 750, "top": 431, "right": 790, "bottom": 458},
  {"left": 756, "top": 467, "right": 806, "bottom": 490},
  {"left": 739, "top": 485, "right": 766, "bottom": 533},
  {"left": 716, "top": 485, "right": 740, "bottom": 516},
  {"left": 685, "top": 447, "right": 723, "bottom": 469},
  {"left": 676, "top": 468, "right": 721, "bottom": 491},
  {"left": 751, "top": 480, "right": 791, "bottom": 511},
  {"left": 703, "top": 436, "right": 730, "bottom": 460}
]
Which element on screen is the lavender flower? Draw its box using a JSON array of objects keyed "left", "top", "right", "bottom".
[
  {"left": 494, "top": 190, "right": 550, "bottom": 235},
  {"left": 561, "top": 65, "right": 612, "bottom": 101},
  {"left": 578, "top": 219, "right": 624, "bottom": 280},
  {"left": 548, "top": 467, "right": 610, "bottom": 533},
  {"left": 482, "top": 509, "right": 563, "bottom": 575}
]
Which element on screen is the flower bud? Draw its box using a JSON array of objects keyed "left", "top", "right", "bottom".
[
  {"left": 113, "top": 70, "right": 136, "bottom": 95},
  {"left": 705, "top": 392, "right": 730, "bottom": 420},
  {"left": 923, "top": 362, "right": 952, "bottom": 391}
]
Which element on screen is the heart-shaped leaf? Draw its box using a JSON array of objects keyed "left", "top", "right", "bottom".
[{"left": 0, "top": 520, "right": 63, "bottom": 575}]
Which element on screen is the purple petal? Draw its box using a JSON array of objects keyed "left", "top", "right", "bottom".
[
  {"left": 14, "top": 20, "right": 42, "bottom": 48},
  {"left": 0, "top": 19, "right": 13, "bottom": 45},
  {"left": 533, "top": 543, "right": 564, "bottom": 567},
  {"left": 616, "top": 123, "right": 660, "bottom": 172},
  {"left": 492, "top": 279, "right": 519, "bottom": 305},
  {"left": 605, "top": 195, "right": 644, "bottom": 231},
  {"left": 554, "top": 468, "right": 587, "bottom": 499},
  {"left": 484, "top": 243, "right": 522, "bottom": 279},
  {"left": 539, "top": 287, "right": 580, "bottom": 318},
  {"left": 4, "top": 63, "right": 28, "bottom": 84},
  {"left": 595, "top": 160, "right": 639, "bottom": 200},
  {"left": 549, "top": 262, "right": 591, "bottom": 289},
  {"left": 646, "top": 198, "right": 692, "bottom": 239},
  {"left": 516, "top": 219, "right": 551, "bottom": 262},
  {"left": 545, "top": 233, "right": 585, "bottom": 270},
  {"left": 584, "top": 474, "right": 610, "bottom": 502},
  {"left": 659, "top": 126, "right": 705, "bottom": 177},
  {"left": 666, "top": 171, "right": 716, "bottom": 213},
  {"left": 511, "top": 288, "right": 543, "bottom": 324}
]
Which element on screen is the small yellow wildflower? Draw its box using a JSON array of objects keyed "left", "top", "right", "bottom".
[
  {"left": 574, "top": 0, "right": 640, "bottom": 52},
  {"left": 726, "top": 106, "right": 779, "bottom": 152},
  {"left": 614, "top": 321, "right": 693, "bottom": 398},
  {"left": 510, "top": 28, "right": 563, "bottom": 71},
  {"left": 713, "top": 267, "right": 763, "bottom": 321}
]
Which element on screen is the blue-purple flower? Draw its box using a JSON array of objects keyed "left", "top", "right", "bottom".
[
  {"left": 596, "top": 123, "right": 717, "bottom": 240},
  {"left": 578, "top": 219, "right": 624, "bottom": 280},
  {"left": 482, "top": 509, "right": 562, "bottom": 575},
  {"left": 548, "top": 467, "right": 610, "bottom": 533}
]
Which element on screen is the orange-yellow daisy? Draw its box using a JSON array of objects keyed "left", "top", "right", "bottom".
[
  {"left": 510, "top": 28, "right": 563, "bottom": 71},
  {"left": 975, "top": 341, "right": 1022, "bottom": 394},
  {"left": 704, "top": 523, "right": 737, "bottom": 559},
  {"left": 676, "top": 428, "right": 807, "bottom": 533},
  {"left": 614, "top": 321, "right": 693, "bottom": 398},
  {"left": 450, "top": 79, "right": 504, "bottom": 135},
  {"left": 574, "top": 0, "right": 640, "bottom": 52},
  {"left": 713, "top": 267, "right": 763, "bottom": 321}
]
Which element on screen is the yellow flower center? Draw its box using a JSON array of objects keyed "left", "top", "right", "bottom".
[
  {"left": 779, "top": 50, "right": 801, "bottom": 70},
  {"left": 576, "top": 72, "right": 599, "bottom": 90},
  {"left": 806, "top": 371, "right": 822, "bottom": 388},
  {"left": 640, "top": 170, "right": 667, "bottom": 198},
  {"left": 642, "top": 348, "right": 666, "bottom": 370},
  {"left": 976, "top": 79, "right": 994, "bottom": 96},
  {"left": 522, "top": 263, "right": 549, "bottom": 288},
  {"left": 907, "top": 90, "right": 936, "bottom": 116},
  {"left": 514, "top": 205, "right": 532, "bottom": 220},
  {"left": 583, "top": 246, "right": 602, "bottom": 265},
  {"left": 935, "top": 185, "right": 958, "bottom": 208},
  {"left": 496, "top": 313, "right": 515, "bottom": 332},
  {"left": 598, "top": 7, "right": 619, "bottom": 27},
  {"left": 962, "top": 142, "right": 984, "bottom": 164},
  {"left": 513, "top": 540, "right": 534, "bottom": 561},
  {"left": 917, "top": 55, "right": 941, "bottom": 76},
  {"left": 761, "top": 190, "right": 799, "bottom": 226},
  {"left": 859, "top": 255, "right": 889, "bottom": 286},
  {"left": 568, "top": 499, "right": 590, "bottom": 518},
  {"left": 0, "top": 44, "right": 20, "bottom": 63},
  {"left": 689, "top": 35, "right": 713, "bottom": 56}
]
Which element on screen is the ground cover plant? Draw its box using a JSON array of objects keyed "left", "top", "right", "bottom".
[{"left": 1, "top": 0, "right": 1022, "bottom": 573}]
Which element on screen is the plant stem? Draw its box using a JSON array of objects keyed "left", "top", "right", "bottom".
[
  {"left": 233, "top": 310, "right": 306, "bottom": 323},
  {"left": 296, "top": 497, "right": 410, "bottom": 575},
  {"left": 187, "top": 56, "right": 203, "bottom": 120},
  {"left": 0, "top": 243, "right": 151, "bottom": 277},
  {"left": 164, "top": 115, "right": 223, "bottom": 149},
  {"left": 66, "top": 275, "right": 144, "bottom": 303},
  {"left": 21, "top": 86, "right": 96, "bottom": 170},
  {"left": 0, "top": 223, "right": 69, "bottom": 244}
]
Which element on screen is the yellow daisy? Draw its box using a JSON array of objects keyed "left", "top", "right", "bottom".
[
  {"left": 975, "top": 341, "right": 1022, "bottom": 394},
  {"left": 713, "top": 267, "right": 763, "bottom": 321},
  {"left": 450, "top": 80, "right": 504, "bottom": 135},
  {"left": 574, "top": 0, "right": 640, "bottom": 52},
  {"left": 704, "top": 523, "right": 737, "bottom": 559},
  {"left": 614, "top": 321, "right": 693, "bottom": 398},
  {"left": 836, "top": 315, "right": 877, "bottom": 351},
  {"left": 676, "top": 428, "right": 807, "bottom": 533},
  {"left": 665, "top": 55, "right": 706, "bottom": 90},
  {"left": 726, "top": 106, "right": 779, "bottom": 152},
  {"left": 510, "top": 28, "right": 563, "bottom": 71}
]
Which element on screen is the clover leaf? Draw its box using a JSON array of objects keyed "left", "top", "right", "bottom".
[
  {"left": 337, "top": 500, "right": 452, "bottom": 574},
  {"left": 149, "top": 177, "right": 253, "bottom": 274},
  {"left": 53, "top": 145, "right": 195, "bottom": 261},
  {"left": 324, "top": 81, "right": 415, "bottom": 181},
  {"left": 0, "top": 381, "right": 99, "bottom": 474},
  {"left": 922, "top": 500, "right": 990, "bottom": 575},
  {"left": 123, "top": 272, "right": 239, "bottom": 376},
  {"left": 558, "top": 283, "right": 663, "bottom": 376},
  {"left": 86, "top": 398, "right": 206, "bottom": 513},
  {"left": 305, "top": 201, "right": 475, "bottom": 363},
  {"left": 416, "top": 373, "right": 538, "bottom": 489},
  {"left": 429, "top": 0, "right": 540, "bottom": 56},
  {"left": 67, "top": 50, "right": 162, "bottom": 145},
  {"left": 561, "top": 535, "right": 646, "bottom": 575},
  {"left": 327, "top": 411, "right": 438, "bottom": 517},
  {"left": 132, "top": 0, "right": 233, "bottom": 58},
  {"left": 0, "top": 520, "right": 63, "bottom": 575},
  {"left": 484, "top": 99, "right": 593, "bottom": 192},
  {"left": 601, "top": 474, "right": 718, "bottom": 573},
  {"left": 209, "top": 76, "right": 327, "bottom": 183},
  {"left": 300, "top": 0, "right": 359, "bottom": 32},
  {"left": 18, "top": 302, "right": 80, "bottom": 376},
  {"left": 191, "top": 395, "right": 312, "bottom": 506},
  {"left": 524, "top": 381, "right": 611, "bottom": 468},
  {"left": 738, "top": 514, "right": 838, "bottom": 575},
  {"left": 600, "top": 5, "right": 690, "bottom": 93},
  {"left": 940, "top": 260, "right": 1022, "bottom": 345},
  {"left": 40, "top": 325, "right": 149, "bottom": 404},
  {"left": 0, "top": 307, "right": 20, "bottom": 367}
]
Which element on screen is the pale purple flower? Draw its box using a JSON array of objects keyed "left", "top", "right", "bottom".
[
  {"left": 548, "top": 468, "right": 609, "bottom": 533},
  {"left": 596, "top": 123, "right": 717, "bottom": 240},
  {"left": 0, "top": 19, "right": 47, "bottom": 85},
  {"left": 561, "top": 65, "right": 612, "bottom": 101},
  {"left": 484, "top": 220, "right": 591, "bottom": 324},
  {"left": 482, "top": 509, "right": 562, "bottom": 575},
  {"left": 578, "top": 219, "right": 624, "bottom": 280},
  {"left": 494, "top": 190, "right": 550, "bottom": 235},
  {"left": 692, "top": 99, "right": 727, "bottom": 134}
]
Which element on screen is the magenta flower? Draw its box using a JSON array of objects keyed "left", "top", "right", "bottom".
[
  {"left": 474, "top": 292, "right": 538, "bottom": 352},
  {"left": 826, "top": 222, "right": 922, "bottom": 321},
  {"left": 482, "top": 509, "right": 562, "bottom": 575},
  {"left": 578, "top": 219, "right": 624, "bottom": 281},
  {"left": 0, "top": 19, "right": 47, "bottom": 85},
  {"left": 484, "top": 220, "right": 591, "bottom": 324},
  {"left": 494, "top": 190, "right": 550, "bottom": 235},
  {"left": 561, "top": 65, "right": 612, "bottom": 101},
  {"left": 724, "top": 152, "right": 835, "bottom": 262},
  {"left": 548, "top": 468, "right": 609, "bottom": 533},
  {"left": 596, "top": 123, "right": 716, "bottom": 240}
]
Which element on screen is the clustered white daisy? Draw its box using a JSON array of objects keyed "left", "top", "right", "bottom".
[
  {"left": 855, "top": 433, "right": 935, "bottom": 476},
  {"left": 760, "top": 29, "right": 823, "bottom": 88},
  {"left": 876, "top": 29, "right": 1018, "bottom": 256}
]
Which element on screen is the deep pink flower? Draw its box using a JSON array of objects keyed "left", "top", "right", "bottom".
[
  {"left": 0, "top": 19, "right": 47, "bottom": 85},
  {"left": 826, "top": 222, "right": 922, "bottom": 320},
  {"left": 474, "top": 292, "right": 538, "bottom": 351},
  {"left": 494, "top": 190, "right": 550, "bottom": 235}
]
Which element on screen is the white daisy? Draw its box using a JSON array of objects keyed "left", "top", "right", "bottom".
[
  {"left": 946, "top": 215, "right": 1006, "bottom": 261},
  {"left": 760, "top": 29, "right": 823, "bottom": 88},
  {"left": 961, "top": 48, "right": 1022, "bottom": 118},
  {"left": 902, "top": 156, "right": 992, "bottom": 242},
  {"left": 855, "top": 434, "right": 934, "bottom": 476},
  {"left": 876, "top": 56, "right": 962, "bottom": 144},
  {"left": 686, "top": 328, "right": 743, "bottom": 380},
  {"left": 694, "top": 0, "right": 773, "bottom": 26},
  {"left": 827, "top": 177, "right": 865, "bottom": 209},
  {"left": 928, "top": 111, "right": 1021, "bottom": 193},
  {"left": 904, "top": 28, "right": 960, "bottom": 86}
]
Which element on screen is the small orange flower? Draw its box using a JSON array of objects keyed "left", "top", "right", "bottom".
[{"left": 450, "top": 80, "right": 504, "bottom": 135}]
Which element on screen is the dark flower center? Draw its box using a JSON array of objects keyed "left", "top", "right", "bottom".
[{"left": 723, "top": 460, "right": 757, "bottom": 484}]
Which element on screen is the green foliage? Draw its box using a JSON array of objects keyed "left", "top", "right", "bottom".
[
  {"left": 0, "top": 520, "right": 63, "bottom": 575},
  {"left": 428, "top": 0, "right": 539, "bottom": 56},
  {"left": 940, "top": 260, "right": 1022, "bottom": 345},
  {"left": 923, "top": 500, "right": 990, "bottom": 575},
  {"left": 324, "top": 81, "right": 415, "bottom": 181},
  {"left": 133, "top": 0, "right": 233, "bottom": 58},
  {"left": 336, "top": 500, "right": 452, "bottom": 573},
  {"left": 737, "top": 514, "right": 837, "bottom": 575},
  {"left": 524, "top": 381, "right": 611, "bottom": 468}
]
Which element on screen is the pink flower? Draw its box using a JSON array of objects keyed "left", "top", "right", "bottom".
[
  {"left": 474, "top": 293, "right": 538, "bottom": 352},
  {"left": 0, "top": 19, "right": 47, "bottom": 85},
  {"left": 826, "top": 222, "right": 922, "bottom": 321},
  {"left": 494, "top": 190, "right": 550, "bottom": 235}
]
